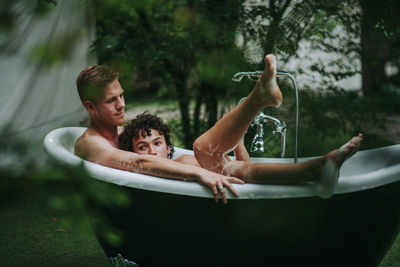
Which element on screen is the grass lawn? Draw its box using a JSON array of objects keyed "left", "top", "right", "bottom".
[
  {"left": 0, "top": 175, "right": 109, "bottom": 267},
  {"left": 381, "top": 234, "right": 400, "bottom": 267}
]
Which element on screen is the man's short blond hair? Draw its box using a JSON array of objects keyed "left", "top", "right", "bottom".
[{"left": 76, "top": 65, "right": 119, "bottom": 103}]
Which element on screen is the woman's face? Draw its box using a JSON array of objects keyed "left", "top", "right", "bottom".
[{"left": 131, "top": 129, "right": 170, "bottom": 158}]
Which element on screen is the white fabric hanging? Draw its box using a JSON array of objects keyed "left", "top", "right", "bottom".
[
  {"left": 0, "top": 0, "right": 95, "bottom": 168},
  {"left": 0, "top": 0, "right": 94, "bottom": 143}
]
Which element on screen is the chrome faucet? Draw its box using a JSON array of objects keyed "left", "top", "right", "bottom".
[
  {"left": 250, "top": 111, "right": 287, "bottom": 158},
  {"left": 232, "top": 71, "right": 263, "bottom": 82},
  {"left": 237, "top": 97, "right": 287, "bottom": 157},
  {"left": 234, "top": 70, "right": 299, "bottom": 162}
]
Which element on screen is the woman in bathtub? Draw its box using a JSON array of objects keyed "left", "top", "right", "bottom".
[{"left": 118, "top": 54, "right": 363, "bottom": 202}]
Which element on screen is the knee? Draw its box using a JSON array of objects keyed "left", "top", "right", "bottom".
[
  {"left": 193, "top": 137, "right": 226, "bottom": 173},
  {"left": 193, "top": 138, "right": 202, "bottom": 158},
  {"left": 193, "top": 137, "right": 219, "bottom": 159}
]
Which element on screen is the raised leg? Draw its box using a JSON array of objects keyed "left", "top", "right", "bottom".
[
  {"left": 193, "top": 54, "right": 282, "bottom": 173},
  {"left": 221, "top": 134, "right": 363, "bottom": 198}
]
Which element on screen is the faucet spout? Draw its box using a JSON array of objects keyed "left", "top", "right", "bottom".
[
  {"left": 232, "top": 71, "right": 263, "bottom": 82},
  {"left": 250, "top": 127, "right": 265, "bottom": 153},
  {"left": 250, "top": 110, "right": 287, "bottom": 157}
]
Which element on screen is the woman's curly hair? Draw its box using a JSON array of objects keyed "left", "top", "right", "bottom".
[{"left": 118, "top": 112, "right": 175, "bottom": 159}]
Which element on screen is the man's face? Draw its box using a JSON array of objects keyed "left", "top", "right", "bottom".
[
  {"left": 90, "top": 79, "right": 125, "bottom": 126},
  {"left": 132, "top": 129, "right": 171, "bottom": 158}
]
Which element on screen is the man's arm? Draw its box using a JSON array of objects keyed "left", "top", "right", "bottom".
[{"left": 75, "top": 135, "right": 244, "bottom": 203}]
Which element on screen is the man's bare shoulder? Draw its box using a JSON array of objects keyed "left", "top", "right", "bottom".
[
  {"left": 74, "top": 128, "right": 114, "bottom": 160},
  {"left": 73, "top": 127, "right": 147, "bottom": 172}
]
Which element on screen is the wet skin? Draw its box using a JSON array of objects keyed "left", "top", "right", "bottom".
[{"left": 75, "top": 77, "right": 244, "bottom": 205}]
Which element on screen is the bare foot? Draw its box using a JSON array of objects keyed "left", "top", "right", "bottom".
[
  {"left": 254, "top": 54, "right": 283, "bottom": 107},
  {"left": 327, "top": 133, "right": 363, "bottom": 167},
  {"left": 315, "top": 133, "right": 363, "bottom": 199}
]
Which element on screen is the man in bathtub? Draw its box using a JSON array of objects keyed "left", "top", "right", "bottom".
[{"left": 75, "top": 54, "right": 363, "bottom": 203}]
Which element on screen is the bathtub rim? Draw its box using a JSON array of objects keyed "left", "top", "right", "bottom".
[{"left": 44, "top": 127, "right": 400, "bottom": 199}]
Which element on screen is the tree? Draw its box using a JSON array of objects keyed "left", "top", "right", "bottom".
[
  {"left": 302, "top": 0, "right": 400, "bottom": 95},
  {"left": 93, "top": 0, "right": 400, "bottom": 149},
  {"left": 93, "top": 0, "right": 248, "bottom": 148},
  {"left": 359, "top": 0, "right": 400, "bottom": 95}
]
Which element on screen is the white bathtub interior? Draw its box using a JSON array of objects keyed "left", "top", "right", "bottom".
[{"left": 44, "top": 127, "right": 400, "bottom": 199}]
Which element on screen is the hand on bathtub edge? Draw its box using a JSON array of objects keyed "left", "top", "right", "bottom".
[{"left": 197, "top": 169, "right": 245, "bottom": 204}]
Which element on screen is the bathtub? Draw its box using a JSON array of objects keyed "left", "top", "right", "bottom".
[{"left": 44, "top": 127, "right": 400, "bottom": 267}]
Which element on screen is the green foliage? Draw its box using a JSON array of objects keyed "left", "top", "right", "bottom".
[
  {"left": 0, "top": 133, "right": 38, "bottom": 180},
  {"left": 0, "top": 132, "right": 109, "bottom": 264},
  {"left": 244, "top": 86, "right": 399, "bottom": 158},
  {"left": 29, "top": 33, "right": 76, "bottom": 67},
  {"left": 93, "top": 0, "right": 251, "bottom": 147},
  {"left": 61, "top": 164, "right": 132, "bottom": 247},
  {"left": 1, "top": 0, "right": 88, "bottom": 70},
  {"left": 92, "top": 0, "right": 400, "bottom": 148},
  {"left": 0, "top": 178, "right": 109, "bottom": 266},
  {"left": 0, "top": 128, "right": 132, "bottom": 250},
  {"left": 37, "top": 0, "right": 57, "bottom": 6},
  {"left": 305, "top": 0, "right": 400, "bottom": 95}
]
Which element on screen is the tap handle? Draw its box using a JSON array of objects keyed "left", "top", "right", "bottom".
[{"left": 274, "top": 122, "right": 287, "bottom": 134}]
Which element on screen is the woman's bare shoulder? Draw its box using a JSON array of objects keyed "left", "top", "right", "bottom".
[{"left": 174, "top": 154, "right": 200, "bottom": 167}]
